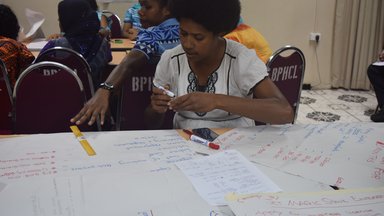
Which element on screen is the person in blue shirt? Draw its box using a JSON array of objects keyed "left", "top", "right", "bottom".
[
  {"left": 86, "top": 0, "right": 110, "bottom": 38},
  {"left": 71, "top": 0, "right": 180, "bottom": 126},
  {"left": 122, "top": 2, "right": 142, "bottom": 40}
]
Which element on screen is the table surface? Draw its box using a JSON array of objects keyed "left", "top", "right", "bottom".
[
  {"left": 110, "top": 38, "right": 135, "bottom": 51},
  {"left": 31, "top": 49, "right": 128, "bottom": 66},
  {"left": 1, "top": 123, "right": 383, "bottom": 215},
  {"left": 26, "top": 38, "right": 134, "bottom": 51}
]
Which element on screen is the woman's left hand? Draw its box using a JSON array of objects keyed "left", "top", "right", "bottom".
[
  {"left": 379, "top": 49, "right": 384, "bottom": 62},
  {"left": 168, "top": 92, "right": 217, "bottom": 113}
]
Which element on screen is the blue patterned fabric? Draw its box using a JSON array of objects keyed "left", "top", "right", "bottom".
[
  {"left": 124, "top": 2, "right": 141, "bottom": 28},
  {"left": 133, "top": 18, "right": 179, "bottom": 62}
]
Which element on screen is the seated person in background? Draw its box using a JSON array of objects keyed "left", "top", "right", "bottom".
[
  {"left": 122, "top": 2, "right": 142, "bottom": 40},
  {"left": 70, "top": 0, "right": 180, "bottom": 126},
  {"left": 367, "top": 47, "right": 384, "bottom": 122},
  {"left": 40, "top": 0, "right": 112, "bottom": 87},
  {"left": 0, "top": 4, "right": 35, "bottom": 87},
  {"left": 86, "top": 0, "right": 111, "bottom": 38},
  {"left": 145, "top": 0, "right": 293, "bottom": 129},
  {"left": 47, "top": 0, "right": 110, "bottom": 39},
  {"left": 224, "top": 19, "right": 272, "bottom": 64}
]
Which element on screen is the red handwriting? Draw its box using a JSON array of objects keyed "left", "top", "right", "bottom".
[
  {"left": 372, "top": 168, "right": 384, "bottom": 180},
  {"left": 334, "top": 177, "right": 344, "bottom": 187},
  {"left": 0, "top": 151, "right": 57, "bottom": 180}
]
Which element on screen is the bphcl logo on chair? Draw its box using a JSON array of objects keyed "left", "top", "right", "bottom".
[
  {"left": 131, "top": 76, "right": 153, "bottom": 92},
  {"left": 42, "top": 69, "right": 58, "bottom": 76},
  {"left": 270, "top": 65, "right": 298, "bottom": 81}
]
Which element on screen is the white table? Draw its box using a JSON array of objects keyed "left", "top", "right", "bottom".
[{"left": 0, "top": 122, "right": 382, "bottom": 215}]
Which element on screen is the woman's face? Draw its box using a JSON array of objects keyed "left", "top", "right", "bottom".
[
  {"left": 138, "top": 0, "right": 169, "bottom": 28},
  {"left": 179, "top": 18, "right": 220, "bottom": 63}
]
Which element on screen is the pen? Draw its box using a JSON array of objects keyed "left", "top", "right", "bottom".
[
  {"left": 153, "top": 81, "right": 175, "bottom": 98},
  {"left": 329, "top": 185, "right": 344, "bottom": 190},
  {"left": 182, "top": 129, "right": 220, "bottom": 150},
  {"left": 70, "top": 125, "right": 96, "bottom": 156}
]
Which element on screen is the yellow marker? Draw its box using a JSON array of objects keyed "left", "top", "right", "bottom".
[{"left": 70, "top": 125, "right": 96, "bottom": 156}]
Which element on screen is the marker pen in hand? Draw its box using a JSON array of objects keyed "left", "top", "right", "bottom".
[
  {"left": 153, "top": 81, "right": 175, "bottom": 98},
  {"left": 182, "top": 129, "right": 220, "bottom": 150}
]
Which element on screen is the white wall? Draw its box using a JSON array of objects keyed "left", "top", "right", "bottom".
[
  {"left": 241, "top": 0, "right": 336, "bottom": 89},
  {"left": 5, "top": 0, "right": 336, "bottom": 89},
  {"left": 3, "top": 0, "right": 134, "bottom": 37}
]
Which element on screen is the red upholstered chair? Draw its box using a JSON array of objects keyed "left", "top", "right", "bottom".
[
  {"left": 0, "top": 59, "right": 13, "bottom": 134},
  {"left": 102, "top": 10, "right": 122, "bottom": 38},
  {"left": 34, "top": 47, "right": 95, "bottom": 100},
  {"left": 12, "top": 61, "right": 95, "bottom": 134},
  {"left": 116, "top": 61, "right": 174, "bottom": 130},
  {"left": 266, "top": 45, "right": 306, "bottom": 123}
]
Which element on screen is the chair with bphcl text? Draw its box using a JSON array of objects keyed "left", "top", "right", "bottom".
[
  {"left": 266, "top": 45, "right": 306, "bottom": 123},
  {"left": 33, "top": 47, "right": 95, "bottom": 100},
  {"left": 116, "top": 59, "right": 174, "bottom": 130},
  {"left": 12, "top": 61, "right": 96, "bottom": 134},
  {"left": 102, "top": 10, "right": 122, "bottom": 39},
  {"left": 0, "top": 59, "right": 13, "bottom": 134}
]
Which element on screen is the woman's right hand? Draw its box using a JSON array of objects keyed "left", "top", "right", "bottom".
[
  {"left": 70, "top": 88, "right": 111, "bottom": 126},
  {"left": 150, "top": 85, "right": 173, "bottom": 114}
]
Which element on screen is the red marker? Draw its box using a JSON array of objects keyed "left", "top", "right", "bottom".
[{"left": 182, "top": 129, "right": 220, "bottom": 150}]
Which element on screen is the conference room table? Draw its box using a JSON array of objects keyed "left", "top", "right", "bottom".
[
  {"left": 0, "top": 122, "right": 383, "bottom": 215},
  {"left": 109, "top": 38, "right": 135, "bottom": 51},
  {"left": 26, "top": 38, "right": 134, "bottom": 51},
  {"left": 28, "top": 38, "right": 133, "bottom": 66}
]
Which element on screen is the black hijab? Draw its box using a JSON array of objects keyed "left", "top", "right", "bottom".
[{"left": 58, "top": 0, "right": 102, "bottom": 61}]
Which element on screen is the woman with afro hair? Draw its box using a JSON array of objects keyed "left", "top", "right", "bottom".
[{"left": 146, "top": 0, "right": 294, "bottom": 129}]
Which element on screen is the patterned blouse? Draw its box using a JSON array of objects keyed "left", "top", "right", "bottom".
[
  {"left": 133, "top": 18, "right": 179, "bottom": 63},
  {"left": 124, "top": 2, "right": 142, "bottom": 28},
  {"left": 0, "top": 36, "right": 35, "bottom": 87}
]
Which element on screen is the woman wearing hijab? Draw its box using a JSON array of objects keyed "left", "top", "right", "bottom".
[{"left": 40, "top": 0, "right": 112, "bottom": 86}]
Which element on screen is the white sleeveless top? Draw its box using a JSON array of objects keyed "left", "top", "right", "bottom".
[{"left": 154, "top": 38, "right": 268, "bottom": 129}]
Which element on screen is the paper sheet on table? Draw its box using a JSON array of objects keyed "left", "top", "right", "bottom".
[
  {"left": 82, "top": 170, "right": 229, "bottom": 216},
  {"left": 372, "top": 61, "right": 384, "bottom": 66},
  {"left": 0, "top": 130, "right": 197, "bottom": 183},
  {"left": 26, "top": 38, "right": 48, "bottom": 50},
  {"left": 176, "top": 150, "right": 281, "bottom": 206},
  {"left": 216, "top": 122, "right": 384, "bottom": 188},
  {"left": 24, "top": 8, "right": 45, "bottom": 38},
  {"left": 0, "top": 182, "right": 6, "bottom": 193},
  {"left": 226, "top": 187, "right": 384, "bottom": 216},
  {"left": 0, "top": 176, "right": 85, "bottom": 216}
]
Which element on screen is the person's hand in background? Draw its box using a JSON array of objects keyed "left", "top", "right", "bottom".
[
  {"left": 46, "top": 33, "right": 63, "bottom": 40},
  {"left": 379, "top": 49, "right": 384, "bottom": 62}
]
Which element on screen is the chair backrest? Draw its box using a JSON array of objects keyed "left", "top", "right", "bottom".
[
  {"left": 0, "top": 59, "right": 13, "bottom": 134},
  {"left": 102, "top": 11, "right": 122, "bottom": 38},
  {"left": 266, "top": 45, "right": 306, "bottom": 123},
  {"left": 13, "top": 61, "right": 94, "bottom": 134},
  {"left": 116, "top": 60, "right": 174, "bottom": 130},
  {"left": 34, "top": 47, "right": 94, "bottom": 100}
]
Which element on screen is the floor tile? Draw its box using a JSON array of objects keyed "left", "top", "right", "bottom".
[{"left": 297, "top": 89, "right": 377, "bottom": 124}]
